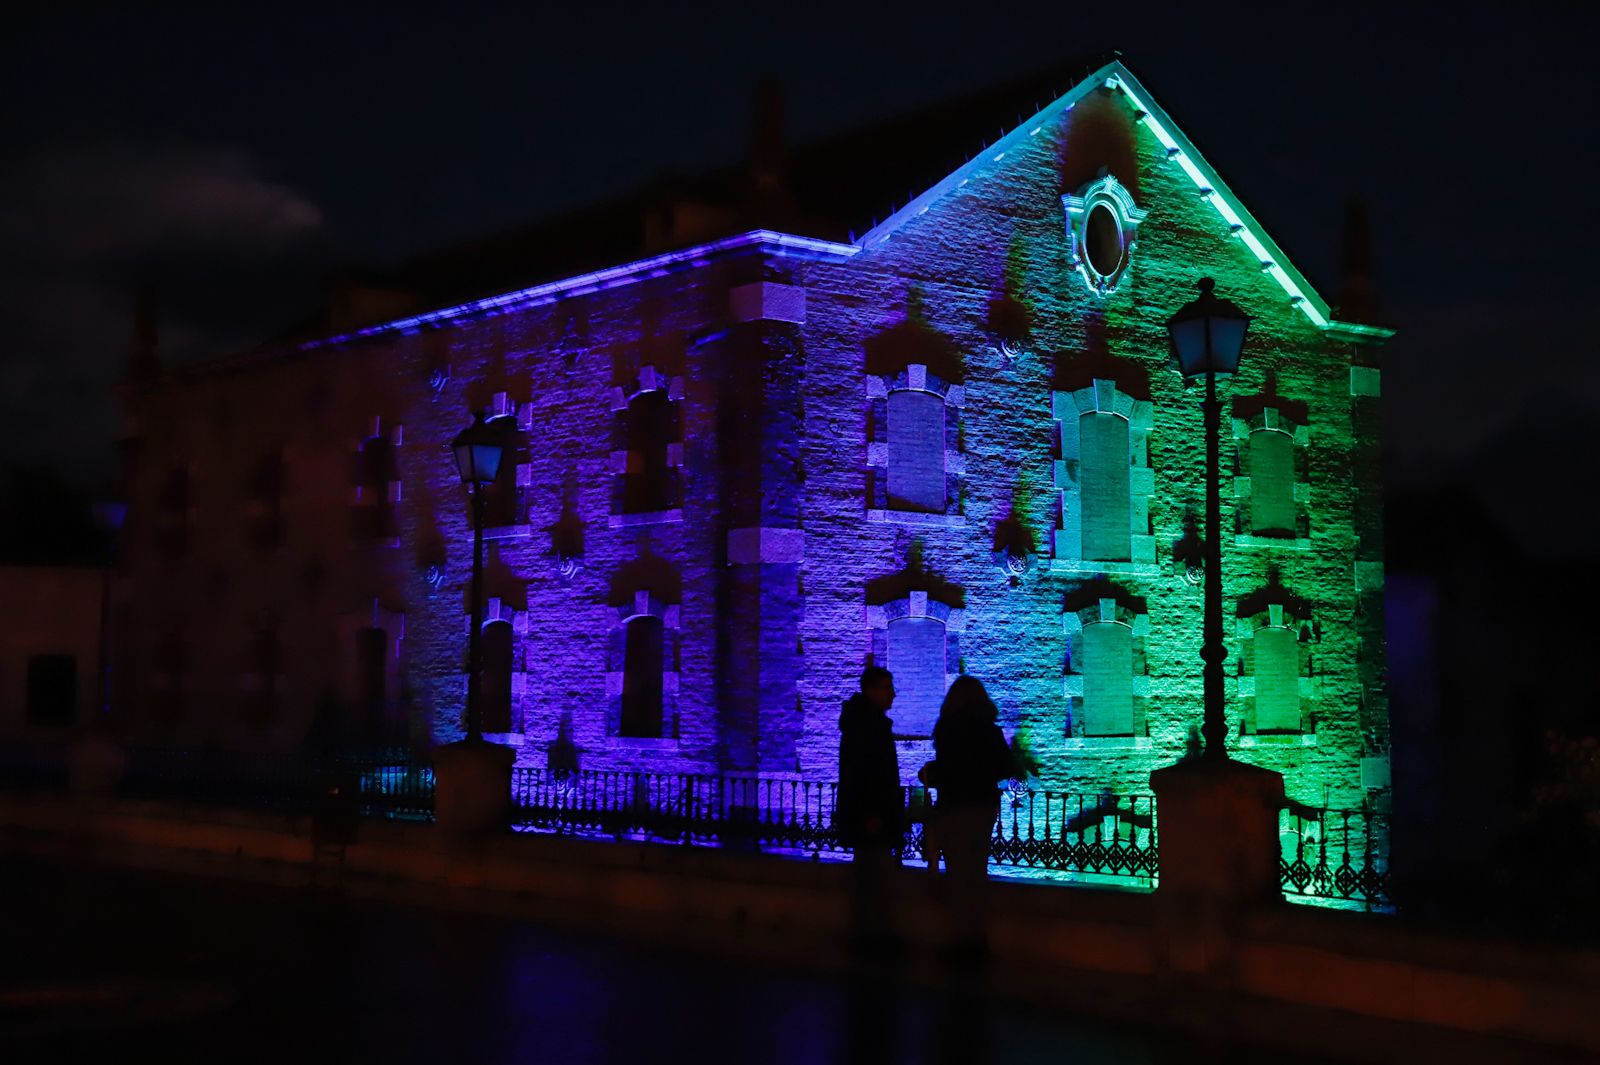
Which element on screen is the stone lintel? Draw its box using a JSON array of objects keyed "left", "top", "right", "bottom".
[
  {"left": 727, "top": 527, "right": 805, "bottom": 564},
  {"left": 728, "top": 282, "right": 806, "bottom": 324}
]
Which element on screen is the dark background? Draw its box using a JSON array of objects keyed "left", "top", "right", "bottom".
[{"left": 2, "top": 1, "right": 1596, "bottom": 559}]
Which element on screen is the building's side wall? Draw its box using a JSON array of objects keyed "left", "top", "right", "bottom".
[
  {"left": 116, "top": 255, "right": 808, "bottom": 775},
  {"left": 111, "top": 84, "right": 1387, "bottom": 825},
  {"left": 794, "top": 86, "right": 1384, "bottom": 813},
  {"left": 0, "top": 567, "right": 105, "bottom": 738}
]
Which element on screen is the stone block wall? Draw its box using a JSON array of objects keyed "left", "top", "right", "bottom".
[
  {"left": 114, "top": 72, "right": 1386, "bottom": 829},
  {"left": 790, "top": 86, "right": 1386, "bottom": 814}
]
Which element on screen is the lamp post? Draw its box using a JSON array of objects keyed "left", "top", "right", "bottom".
[
  {"left": 1167, "top": 278, "right": 1251, "bottom": 760},
  {"left": 451, "top": 413, "right": 506, "bottom": 743},
  {"left": 90, "top": 500, "right": 128, "bottom": 720}
]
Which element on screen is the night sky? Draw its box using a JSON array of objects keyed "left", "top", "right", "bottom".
[{"left": 5, "top": 2, "right": 1596, "bottom": 555}]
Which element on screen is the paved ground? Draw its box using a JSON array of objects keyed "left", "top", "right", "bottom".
[{"left": 0, "top": 856, "right": 1339, "bottom": 1065}]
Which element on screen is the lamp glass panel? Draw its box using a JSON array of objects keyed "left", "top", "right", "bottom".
[
  {"left": 472, "top": 443, "right": 504, "bottom": 483},
  {"left": 1170, "top": 316, "right": 1210, "bottom": 377},
  {"left": 1207, "top": 317, "right": 1249, "bottom": 374}
]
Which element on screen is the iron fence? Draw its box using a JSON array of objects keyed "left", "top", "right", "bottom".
[
  {"left": 0, "top": 744, "right": 434, "bottom": 821},
  {"left": 509, "top": 767, "right": 1159, "bottom": 884},
  {"left": 1279, "top": 803, "right": 1391, "bottom": 911},
  {"left": 0, "top": 743, "right": 1389, "bottom": 906}
]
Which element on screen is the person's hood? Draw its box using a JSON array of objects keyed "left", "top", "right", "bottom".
[{"left": 840, "top": 692, "right": 887, "bottom": 731}]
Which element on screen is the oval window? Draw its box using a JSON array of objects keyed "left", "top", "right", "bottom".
[{"left": 1084, "top": 203, "right": 1123, "bottom": 278}]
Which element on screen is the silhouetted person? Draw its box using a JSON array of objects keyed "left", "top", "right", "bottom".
[
  {"left": 837, "top": 665, "right": 904, "bottom": 950},
  {"left": 923, "top": 675, "right": 1014, "bottom": 963}
]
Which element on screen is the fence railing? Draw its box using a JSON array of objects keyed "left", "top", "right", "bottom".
[
  {"left": 509, "top": 767, "right": 1159, "bottom": 885},
  {"left": 0, "top": 744, "right": 1388, "bottom": 906},
  {"left": 0, "top": 744, "right": 436, "bottom": 821},
  {"left": 1279, "top": 803, "right": 1391, "bottom": 910}
]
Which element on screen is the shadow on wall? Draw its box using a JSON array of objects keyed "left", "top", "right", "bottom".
[
  {"left": 1050, "top": 311, "right": 1151, "bottom": 398},
  {"left": 864, "top": 289, "right": 964, "bottom": 383},
  {"left": 463, "top": 332, "right": 512, "bottom": 414},
  {"left": 991, "top": 477, "right": 1038, "bottom": 584},
  {"left": 1236, "top": 567, "right": 1316, "bottom": 629},
  {"left": 1055, "top": 85, "right": 1141, "bottom": 201},
  {"left": 1061, "top": 577, "right": 1145, "bottom": 619},
  {"left": 608, "top": 548, "right": 681, "bottom": 607},
  {"left": 1233, "top": 371, "right": 1310, "bottom": 424},
  {"left": 865, "top": 539, "right": 965, "bottom": 609},
  {"left": 547, "top": 475, "right": 586, "bottom": 578},
  {"left": 612, "top": 303, "right": 687, "bottom": 386},
  {"left": 985, "top": 235, "right": 1035, "bottom": 357}
]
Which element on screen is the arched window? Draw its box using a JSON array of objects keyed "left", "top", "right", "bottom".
[
  {"left": 1079, "top": 411, "right": 1131, "bottom": 562},
  {"left": 1053, "top": 379, "right": 1153, "bottom": 571},
  {"left": 483, "top": 415, "right": 527, "bottom": 529},
  {"left": 155, "top": 466, "right": 192, "bottom": 560},
  {"left": 865, "top": 364, "right": 964, "bottom": 524},
  {"left": 1233, "top": 402, "right": 1308, "bottom": 545},
  {"left": 621, "top": 615, "right": 665, "bottom": 738},
  {"left": 1253, "top": 625, "right": 1301, "bottom": 732},
  {"left": 1082, "top": 621, "right": 1134, "bottom": 736},
  {"left": 1237, "top": 595, "right": 1314, "bottom": 742},
  {"left": 1249, "top": 429, "right": 1296, "bottom": 536},
  {"left": 150, "top": 628, "right": 187, "bottom": 728},
  {"left": 481, "top": 619, "right": 514, "bottom": 734},
  {"left": 246, "top": 451, "right": 286, "bottom": 551},
  {"left": 26, "top": 655, "right": 77, "bottom": 727},
  {"left": 623, "top": 391, "right": 675, "bottom": 515},
  {"left": 885, "top": 616, "right": 947, "bottom": 736},
  {"left": 356, "top": 626, "right": 387, "bottom": 741},
  {"left": 866, "top": 590, "right": 964, "bottom": 738},
  {"left": 886, "top": 389, "right": 946, "bottom": 513},
  {"left": 351, "top": 420, "right": 401, "bottom": 542},
  {"left": 246, "top": 626, "right": 281, "bottom": 730}
]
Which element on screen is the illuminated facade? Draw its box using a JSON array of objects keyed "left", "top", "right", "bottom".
[{"left": 115, "top": 60, "right": 1390, "bottom": 815}]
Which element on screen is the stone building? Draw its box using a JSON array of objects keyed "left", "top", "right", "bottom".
[{"left": 114, "top": 58, "right": 1391, "bottom": 814}]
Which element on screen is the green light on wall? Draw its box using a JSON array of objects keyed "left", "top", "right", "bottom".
[{"left": 1107, "top": 75, "right": 1331, "bottom": 329}]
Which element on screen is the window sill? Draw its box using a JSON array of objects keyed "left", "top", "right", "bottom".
[
  {"left": 607, "top": 735, "right": 681, "bottom": 750},
  {"left": 865, "top": 509, "right": 965, "bottom": 527},
  {"left": 483, "top": 524, "right": 532, "bottom": 541},
  {"left": 609, "top": 509, "right": 684, "bottom": 528},
  {"left": 1238, "top": 732, "right": 1316, "bottom": 747},
  {"left": 481, "top": 732, "right": 526, "bottom": 746},
  {"left": 1049, "top": 560, "right": 1160, "bottom": 577},
  {"left": 1235, "top": 535, "right": 1312, "bottom": 551},
  {"left": 1063, "top": 736, "right": 1152, "bottom": 750}
]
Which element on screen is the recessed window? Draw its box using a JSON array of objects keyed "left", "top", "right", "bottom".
[
  {"left": 481, "top": 620, "right": 514, "bottom": 734},
  {"left": 1254, "top": 626, "right": 1301, "bottom": 732},
  {"left": 886, "top": 390, "right": 946, "bottom": 513},
  {"left": 1079, "top": 411, "right": 1132, "bottom": 562},
  {"left": 1082, "top": 622, "right": 1134, "bottom": 737},
  {"left": 621, "top": 615, "right": 665, "bottom": 738},
  {"left": 356, "top": 626, "right": 387, "bottom": 741},
  {"left": 1250, "top": 430, "right": 1296, "bottom": 536},
  {"left": 621, "top": 391, "right": 676, "bottom": 515},
  {"left": 26, "top": 654, "right": 77, "bottom": 726},
  {"left": 1085, "top": 203, "right": 1123, "bottom": 277},
  {"left": 885, "top": 616, "right": 946, "bottom": 737}
]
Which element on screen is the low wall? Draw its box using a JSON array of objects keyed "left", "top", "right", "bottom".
[{"left": 2, "top": 794, "right": 1596, "bottom": 1061}]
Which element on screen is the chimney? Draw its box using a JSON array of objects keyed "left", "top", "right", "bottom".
[
  {"left": 746, "top": 79, "right": 793, "bottom": 225},
  {"left": 128, "top": 286, "right": 160, "bottom": 381},
  {"left": 1336, "top": 201, "right": 1380, "bottom": 325}
]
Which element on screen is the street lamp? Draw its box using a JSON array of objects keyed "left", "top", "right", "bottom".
[
  {"left": 90, "top": 500, "right": 128, "bottom": 720},
  {"left": 451, "top": 412, "right": 505, "bottom": 743},
  {"left": 1167, "top": 278, "right": 1251, "bottom": 760}
]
